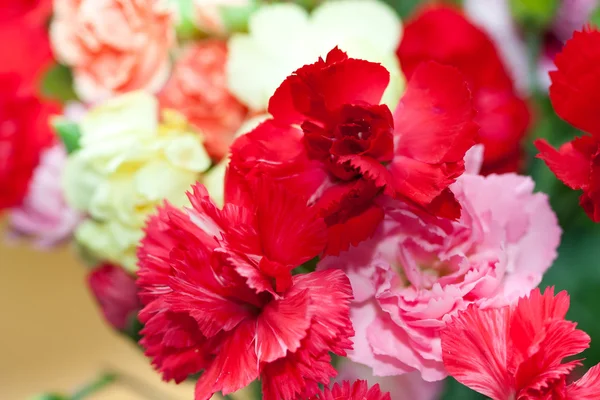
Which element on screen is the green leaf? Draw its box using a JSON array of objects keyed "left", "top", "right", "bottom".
[
  {"left": 440, "top": 377, "right": 485, "bottom": 400},
  {"left": 509, "top": 0, "right": 559, "bottom": 30},
  {"left": 53, "top": 119, "right": 81, "bottom": 154},
  {"left": 41, "top": 64, "right": 78, "bottom": 103},
  {"left": 29, "top": 394, "right": 70, "bottom": 400},
  {"left": 590, "top": 5, "right": 600, "bottom": 29}
]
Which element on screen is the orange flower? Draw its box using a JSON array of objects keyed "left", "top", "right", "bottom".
[
  {"left": 159, "top": 40, "right": 247, "bottom": 161},
  {"left": 50, "top": 0, "right": 175, "bottom": 103}
]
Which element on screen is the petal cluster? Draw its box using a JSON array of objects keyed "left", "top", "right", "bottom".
[
  {"left": 229, "top": 48, "right": 478, "bottom": 254},
  {"left": 63, "top": 92, "right": 211, "bottom": 270},
  {"left": 226, "top": 0, "right": 403, "bottom": 111},
  {"left": 319, "top": 172, "right": 560, "bottom": 381},
  {"left": 535, "top": 28, "right": 600, "bottom": 222},
  {"left": 50, "top": 0, "right": 175, "bottom": 102},
  {"left": 8, "top": 144, "right": 81, "bottom": 247},
  {"left": 398, "top": 6, "right": 531, "bottom": 174},
  {"left": 442, "top": 287, "right": 600, "bottom": 399},
  {"left": 137, "top": 179, "right": 354, "bottom": 400},
  {"left": 159, "top": 40, "right": 248, "bottom": 161},
  {"left": 310, "top": 380, "right": 391, "bottom": 400}
]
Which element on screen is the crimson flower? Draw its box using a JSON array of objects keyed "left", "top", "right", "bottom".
[
  {"left": 398, "top": 6, "right": 531, "bottom": 175},
  {"left": 535, "top": 28, "right": 600, "bottom": 222},
  {"left": 137, "top": 180, "right": 353, "bottom": 400},
  {"left": 441, "top": 287, "right": 600, "bottom": 399},
  {"left": 0, "top": 0, "right": 54, "bottom": 88},
  {"left": 310, "top": 380, "right": 390, "bottom": 400},
  {"left": 0, "top": 74, "right": 55, "bottom": 211},
  {"left": 229, "top": 48, "right": 478, "bottom": 254},
  {"left": 87, "top": 263, "right": 141, "bottom": 332}
]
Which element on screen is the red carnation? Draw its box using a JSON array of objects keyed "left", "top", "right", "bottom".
[
  {"left": 441, "top": 287, "right": 600, "bottom": 399},
  {"left": 137, "top": 179, "right": 353, "bottom": 400},
  {"left": 397, "top": 6, "right": 531, "bottom": 174},
  {"left": 229, "top": 48, "right": 478, "bottom": 254},
  {"left": 87, "top": 263, "right": 141, "bottom": 331},
  {"left": 0, "top": 0, "right": 54, "bottom": 88},
  {"left": 535, "top": 28, "right": 600, "bottom": 222},
  {"left": 310, "top": 380, "right": 391, "bottom": 400},
  {"left": 0, "top": 75, "right": 56, "bottom": 211}
]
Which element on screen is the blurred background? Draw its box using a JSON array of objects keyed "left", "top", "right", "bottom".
[{"left": 3, "top": 0, "right": 600, "bottom": 399}]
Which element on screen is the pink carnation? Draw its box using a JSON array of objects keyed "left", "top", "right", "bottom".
[
  {"left": 335, "top": 359, "right": 442, "bottom": 400},
  {"left": 319, "top": 173, "right": 561, "bottom": 381},
  {"left": 8, "top": 144, "right": 81, "bottom": 248},
  {"left": 50, "top": 0, "right": 175, "bottom": 103},
  {"left": 159, "top": 40, "right": 247, "bottom": 161}
]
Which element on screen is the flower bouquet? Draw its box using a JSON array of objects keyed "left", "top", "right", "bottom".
[{"left": 3, "top": 0, "right": 600, "bottom": 399}]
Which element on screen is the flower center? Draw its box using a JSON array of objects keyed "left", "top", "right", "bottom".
[{"left": 301, "top": 103, "right": 394, "bottom": 181}]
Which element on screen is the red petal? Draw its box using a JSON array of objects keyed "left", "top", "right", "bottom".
[
  {"left": 256, "top": 285, "right": 312, "bottom": 363},
  {"left": 580, "top": 149, "right": 600, "bottom": 222},
  {"left": 311, "top": 380, "right": 392, "bottom": 400},
  {"left": 325, "top": 204, "right": 384, "bottom": 256},
  {"left": 269, "top": 48, "right": 390, "bottom": 124},
  {"left": 388, "top": 155, "right": 464, "bottom": 208},
  {"left": 194, "top": 320, "right": 259, "bottom": 399},
  {"left": 566, "top": 364, "right": 600, "bottom": 399},
  {"left": 139, "top": 307, "right": 213, "bottom": 383},
  {"left": 423, "top": 187, "right": 462, "bottom": 220},
  {"left": 228, "top": 119, "right": 327, "bottom": 200},
  {"left": 87, "top": 263, "right": 140, "bottom": 331},
  {"left": 394, "top": 61, "right": 478, "bottom": 164},
  {"left": 260, "top": 269, "right": 354, "bottom": 400},
  {"left": 315, "top": 180, "right": 385, "bottom": 254},
  {"left": 441, "top": 304, "right": 514, "bottom": 400},
  {"left": 535, "top": 138, "right": 594, "bottom": 190},
  {"left": 397, "top": 6, "right": 512, "bottom": 90},
  {"left": 254, "top": 178, "right": 327, "bottom": 267},
  {"left": 515, "top": 319, "right": 588, "bottom": 396},
  {"left": 398, "top": 6, "right": 530, "bottom": 169},
  {"left": 549, "top": 29, "right": 600, "bottom": 137}
]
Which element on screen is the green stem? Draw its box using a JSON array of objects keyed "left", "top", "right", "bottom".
[
  {"left": 71, "top": 372, "right": 117, "bottom": 400},
  {"left": 526, "top": 28, "right": 542, "bottom": 98}
]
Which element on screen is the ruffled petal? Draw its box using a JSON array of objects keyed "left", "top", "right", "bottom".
[
  {"left": 441, "top": 304, "right": 513, "bottom": 400},
  {"left": 549, "top": 29, "right": 600, "bottom": 137}
]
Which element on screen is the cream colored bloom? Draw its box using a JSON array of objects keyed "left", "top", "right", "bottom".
[
  {"left": 64, "top": 92, "right": 211, "bottom": 270},
  {"left": 227, "top": 0, "right": 404, "bottom": 112}
]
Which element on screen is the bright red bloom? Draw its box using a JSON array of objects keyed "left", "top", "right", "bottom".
[
  {"left": 441, "top": 287, "right": 600, "bottom": 399},
  {"left": 0, "top": 75, "right": 56, "bottom": 211},
  {"left": 87, "top": 263, "right": 141, "bottom": 331},
  {"left": 535, "top": 29, "right": 600, "bottom": 222},
  {"left": 310, "top": 380, "right": 391, "bottom": 400},
  {"left": 397, "top": 6, "right": 531, "bottom": 174},
  {"left": 0, "top": 0, "right": 54, "bottom": 88},
  {"left": 229, "top": 48, "right": 478, "bottom": 254},
  {"left": 137, "top": 180, "right": 354, "bottom": 400}
]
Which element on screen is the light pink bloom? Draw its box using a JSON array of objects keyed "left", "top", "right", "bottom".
[
  {"left": 319, "top": 173, "right": 561, "bottom": 381},
  {"left": 50, "top": 0, "right": 175, "bottom": 103},
  {"left": 8, "top": 144, "right": 81, "bottom": 248},
  {"left": 335, "top": 359, "right": 442, "bottom": 400}
]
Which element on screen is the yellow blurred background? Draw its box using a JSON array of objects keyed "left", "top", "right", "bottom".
[{"left": 0, "top": 234, "right": 198, "bottom": 399}]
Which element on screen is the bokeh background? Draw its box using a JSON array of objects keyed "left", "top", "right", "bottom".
[{"left": 2, "top": 0, "right": 600, "bottom": 399}]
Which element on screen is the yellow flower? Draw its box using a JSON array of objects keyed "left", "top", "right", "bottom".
[
  {"left": 64, "top": 92, "right": 211, "bottom": 270},
  {"left": 227, "top": 0, "right": 405, "bottom": 112}
]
